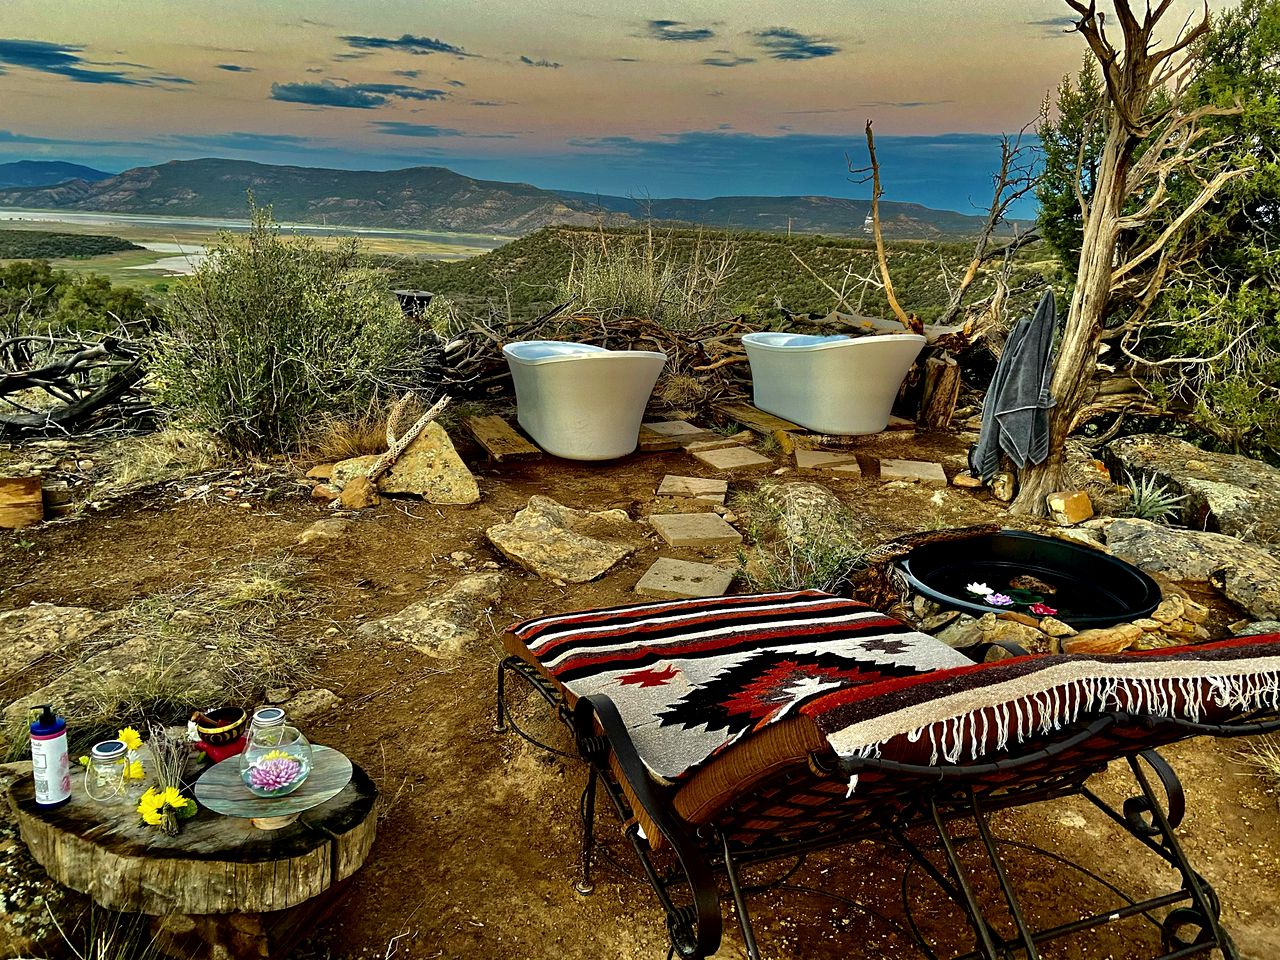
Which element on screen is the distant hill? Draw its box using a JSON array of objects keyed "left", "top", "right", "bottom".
[
  {"left": 381, "top": 225, "right": 1050, "bottom": 324},
  {"left": 556, "top": 191, "right": 1012, "bottom": 237},
  {"left": 0, "top": 160, "right": 112, "bottom": 190},
  {"left": 0, "top": 157, "right": 1007, "bottom": 239}
]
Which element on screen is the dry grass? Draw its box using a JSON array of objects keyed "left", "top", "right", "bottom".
[
  {"left": 5, "top": 559, "right": 313, "bottom": 759},
  {"left": 305, "top": 409, "right": 388, "bottom": 462},
  {"left": 1239, "top": 736, "right": 1280, "bottom": 797},
  {"left": 733, "top": 481, "right": 866, "bottom": 593},
  {"left": 109, "top": 428, "right": 225, "bottom": 488}
]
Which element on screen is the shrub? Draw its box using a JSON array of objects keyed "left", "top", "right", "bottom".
[
  {"left": 152, "top": 208, "right": 432, "bottom": 454},
  {"left": 0, "top": 259, "right": 153, "bottom": 338},
  {"left": 734, "top": 482, "right": 866, "bottom": 592}
]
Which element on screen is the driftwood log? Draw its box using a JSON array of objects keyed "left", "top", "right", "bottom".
[
  {"left": 0, "top": 334, "right": 152, "bottom": 440},
  {"left": 9, "top": 760, "right": 377, "bottom": 959}
]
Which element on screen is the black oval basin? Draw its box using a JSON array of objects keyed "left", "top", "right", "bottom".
[{"left": 898, "top": 530, "right": 1161, "bottom": 629}]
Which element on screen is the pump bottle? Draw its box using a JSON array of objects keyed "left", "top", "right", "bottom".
[{"left": 29, "top": 704, "right": 71, "bottom": 808}]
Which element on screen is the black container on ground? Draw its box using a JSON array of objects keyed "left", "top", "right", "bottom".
[{"left": 898, "top": 530, "right": 1161, "bottom": 629}]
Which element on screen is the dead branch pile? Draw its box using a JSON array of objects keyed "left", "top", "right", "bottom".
[
  {"left": 437, "top": 303, "right": 760, "bottom": 411},
  {"left": 0, "top": 333, "right": 154, "bottom": 441}
]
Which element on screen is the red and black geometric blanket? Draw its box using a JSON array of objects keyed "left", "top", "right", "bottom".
[
  {"left": 509, "top": 590, "right": 973, "bottom": 781},
  {"left": 510, "top": 591, "right": 1280, "bottom": 788}
]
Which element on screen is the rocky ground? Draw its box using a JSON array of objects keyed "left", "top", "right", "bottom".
[{"left": 2, "top": 420, "right": 1279, "bottom": 959}]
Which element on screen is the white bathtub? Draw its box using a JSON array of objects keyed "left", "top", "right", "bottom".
[
  {"left": 742, "top": 332, "right": 927, "bottom": 434},
  {"left": 503, "top": 341, "right": 667, "bottom": 460}
]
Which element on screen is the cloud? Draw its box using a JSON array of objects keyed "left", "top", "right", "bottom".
[
  {"left": 644, "top": 20, "right": 715, "bottom": 42},
  {"left": 269, "top": 79, "right": 448, "bottom": 109},
  {"left": 701, "top": 55, "right": 754, "bottom": 67},
  {"left": 393, "top": 69, "right": 420, "bottom": 78},
  {"left": 165, "top": 131, "right": 314, "bottom": 150},
  {"left": 614, "top": 57, "right": 640, "bottom": 62},
  {"left": 784, "top": 100, "right": 953, "bottom": 115},
  {"left": 519, "top": 55, "right": 561, "bottom": 69},
  {"left": 340, "top": 34, "right": 474, "bottom": 57},
  {"left": 216, "top": 63, "right": 254, "bottom": 72},
  {"left": 750, "top": 28, "right": 840, "bottom": 61},
  {"left": 372, "top": 121, "right": 465, "bottom": 137},
  {"left": 469, "top": 99, "right": 510, "bottom": 107},
  {"left": 0, "top": 38, "right": 190, "bottom": 85},
  {"left": 446, "top": 79, "right": 466, "bottom": 87}
]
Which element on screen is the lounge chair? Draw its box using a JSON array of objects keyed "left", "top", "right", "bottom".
[{"left": 495, "top": 590, "right": 1280, "bottom": 960}]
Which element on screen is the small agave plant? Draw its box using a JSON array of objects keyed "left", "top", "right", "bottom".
[{"left": 1124, "top": 471, "right": 1188, "bottom": 525}]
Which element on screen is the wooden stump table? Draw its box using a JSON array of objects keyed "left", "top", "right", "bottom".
[{"left": 7, "top": 748, "right": 377, "bottom": 960}]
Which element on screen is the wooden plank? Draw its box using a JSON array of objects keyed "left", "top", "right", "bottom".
[
  {"left": 0, "top": 475, "right": 42, "bottom": 529},
  {"left": 637, "top": 425, "right": 682, "bottom": 452},
  {"left": 714, "top": 402, "right": 806, "bottom": 435},
  {"left": 460, "top": 415, "right": 542, "bottom": 462}
]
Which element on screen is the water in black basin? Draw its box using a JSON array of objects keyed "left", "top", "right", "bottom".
[{"left": 899, "top": 530, "right": 1162, "bottom": 629}]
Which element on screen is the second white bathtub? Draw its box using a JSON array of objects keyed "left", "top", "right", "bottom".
[
  {"left": 503, "top": 341, "right": 666, "bottom": 460},
  {"left": 742, "top": 332, "right": 926, "bottom": 434}
]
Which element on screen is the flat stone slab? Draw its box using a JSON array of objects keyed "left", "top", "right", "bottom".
[
  {"left": 635, "top": 558, "right": 735, "bottom": 599},
  {"left": 650, "top": 512, "right": 743, "bottom": 548},
  {"left": 795, "top": 449, "right": 860, "bottom": 471},
  {"left": 692, "top": 446, "right": 773, "bottom": 472},
  {"left": 880, "top": 459, "right": 947, "bottom": 487},
  {"left": 643, "top": 420, "right": 710, "bottom": 438},
  {"left": 657, "top": 476, "right": 729, "bottom": 501},
  {"left": 683, "top": 437, "right": 741, "bottom": 453}
]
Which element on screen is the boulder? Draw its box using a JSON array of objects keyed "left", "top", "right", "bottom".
[
  {"left": 356, "top": 573, "right": 505, "bottom": 657},
  {"left": 487, "top": 497, "right": 637, "bottom": 583},
  {"left": 1062, "top": 623, "right": 1145, "bottom": 655},
  {"left": 1046, "top": 490, "right": 1093, "bottom": 526},
  {"left": 338, "top": 475, "right": 380, "bottom": 510},
  {"left": 331, "top": 424, "right": 479, "bottom": 505},
  {"left": 294, "top": 517, "right": 354, "bottom": 548},
  {"left": 2, "top": 633, "right": 217, "bottom": 733},
  {"left": 1233, "top": 620, "right": 1280, "bottom": 637},
  {"left": 0, "top": 605, "right": 116, "bottom": 687},
  {"left": 1107, "top": 434, "right": 1280, "bottom": 543},
  {"left": 281, "top": 688, "right": 343, "bottom": 720},
  {"left": 1105, "top": 518, "right": 1280, "bottom": 620},
  {"left": 752, "top": 481, "right": 850, "bottom": 544}
]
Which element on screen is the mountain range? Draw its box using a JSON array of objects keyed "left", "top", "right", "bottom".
[
  {"left": 0, "top": 160, "right": 112, "bottom": 190},
  {"left": 0, "top": 158, "right": 1010, "bottom": 239}
]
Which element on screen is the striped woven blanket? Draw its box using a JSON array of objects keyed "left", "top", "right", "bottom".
[{"left": 509, "top": 591, "right": 1280, "bottom": 787}]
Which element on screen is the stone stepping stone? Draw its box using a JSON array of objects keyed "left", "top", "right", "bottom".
[
  {"left": 643, "top": 420, "right": 710, "bottom": 438},
  {"left": 880, "top": 458, "right": 948, "bottom": 488},
  {"left": 795, "top": 449, "right": 860, "bottom": 473},
  {"left": 650, "top": 512, "right": 743, "bottom": 548},
  {"left": 691, "top": 446, "right": 773, "bottom": 472},
  {"left": 657, "top": 476, "right": 729, "bottom": 502},
  {"left": 635, "top": 558, "right": 735, "bottom": 599}
]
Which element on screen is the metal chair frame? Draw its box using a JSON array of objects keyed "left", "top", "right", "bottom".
[{"left": 496, "top": 653, "right": 1280, "bottom": 960}]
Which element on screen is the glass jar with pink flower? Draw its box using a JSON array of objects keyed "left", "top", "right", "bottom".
[{"left": 237, "top": 717, "right": 312, "bottom": 798}]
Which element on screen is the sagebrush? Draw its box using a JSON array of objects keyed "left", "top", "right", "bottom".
[{"left": 152, "top": 207, "right": 433, "bottom": 454}]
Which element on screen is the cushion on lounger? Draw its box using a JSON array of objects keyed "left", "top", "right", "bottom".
[
  {"left": 507, "top": 592, "right": 1280, "bottom": 794},
  {"left": 506, "top": 590, "right": 975, "bottom": 782}
]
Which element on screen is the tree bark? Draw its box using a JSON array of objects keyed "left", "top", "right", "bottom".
[{"left": 917, "top": 355, "right": 962, "bottom": 429}]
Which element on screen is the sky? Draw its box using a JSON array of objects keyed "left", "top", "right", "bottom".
[{"left": 0, "top": 1, "right": 1229, "bottom": 215}]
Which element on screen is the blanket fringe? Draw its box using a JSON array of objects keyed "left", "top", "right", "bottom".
[{"left": 844, "top": 669, "right": 1280, "bottom": 795}]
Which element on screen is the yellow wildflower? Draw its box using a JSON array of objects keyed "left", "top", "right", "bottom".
[
  {"left": 141, "top": 807, "right": 164, "bottom": 826},
  {"left": 137, "top": 787, "right": 163, "bottom": 823},
  {"left": 118, "top": 727, "right": 143, "bottom": 751},
  {"left": 125, "top": 760, "right": 145, "bottom": 780},
  {"left": 161, "top": 786, "right": 189, "bottom": 810}
]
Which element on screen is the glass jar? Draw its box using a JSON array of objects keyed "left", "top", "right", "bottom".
[
  {"left": 85, "top": 739, "right": 129, "bottom": 802},
  {"left": 247, "top": 706, "right": 286, "bottom": 741},
  {"left": 238, "top": 723, "right": 312, "bottom": 798}
]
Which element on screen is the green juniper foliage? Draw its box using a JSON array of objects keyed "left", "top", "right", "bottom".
[
  {"left": 1037, "top": 0, "right": 1280, "bottom": 458},
  {"left": 152, "top": 207, "right": 432, "bottom": 454},
  {"left": 0, "top": 259, "right": 152, "bottom": 337}
]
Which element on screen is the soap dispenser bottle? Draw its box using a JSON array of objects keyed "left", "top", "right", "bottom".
[{"left": 29, "top": 704, "right": 71, "bottom": 808}]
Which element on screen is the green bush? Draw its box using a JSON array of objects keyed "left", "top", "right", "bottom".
[
  {"left": 0, "top": 259, "right": 153, "bottom": 337},
  {"left": 152, "top": 209, "right": 432, "bottom": 453}
]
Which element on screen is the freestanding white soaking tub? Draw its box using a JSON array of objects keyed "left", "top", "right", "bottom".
[
  {"left": 503, "top": 341, "right": 667, "bottom": 460},
  {"left": 742, "top": 332, "right": 927, "bottom": 435}
]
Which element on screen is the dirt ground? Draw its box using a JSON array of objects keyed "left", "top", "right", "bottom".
[{"left": 4, "top": 429, "right": 1279, "bottom": 960}]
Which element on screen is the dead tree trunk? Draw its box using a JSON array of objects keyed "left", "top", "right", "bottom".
[{"left": 1011, "top": 0, "right": 1230, "bottom": 514}]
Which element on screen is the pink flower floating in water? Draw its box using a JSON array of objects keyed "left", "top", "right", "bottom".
[
  {"left": 986, "top": 593, "right": 1014, "bottom": 606},
  {"left": 1029, "top": 602, "right": 1058, "bottom": 616},
  {"left": 248, "top": 757, "right": 302, "bottom": 792}
]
